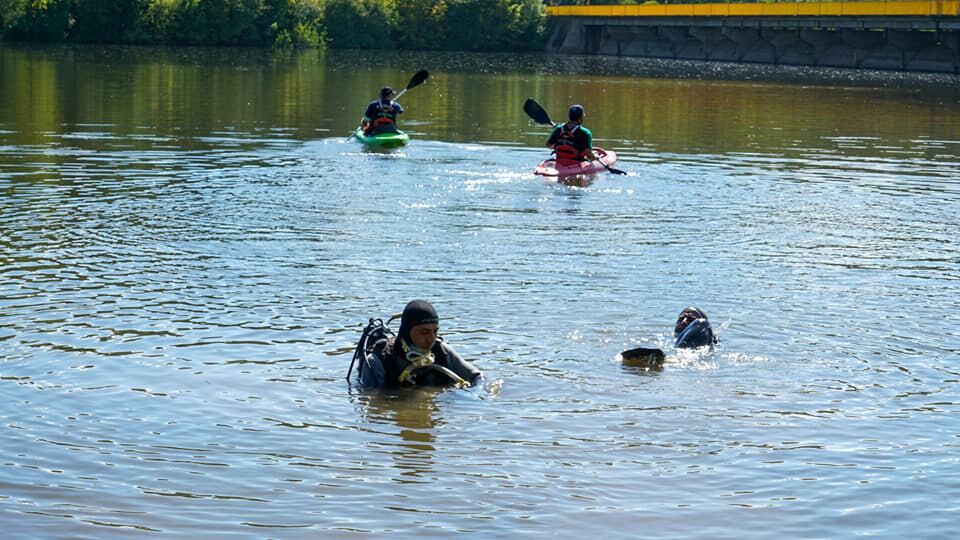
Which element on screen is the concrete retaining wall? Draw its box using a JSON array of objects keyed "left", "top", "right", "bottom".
[{"left": 548, "top": 16, "right": 960, "bottom": 73}]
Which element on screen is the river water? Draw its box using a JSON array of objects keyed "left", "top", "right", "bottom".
[{"left": 1, "top": 45, "right": 959, "bottom": 538}]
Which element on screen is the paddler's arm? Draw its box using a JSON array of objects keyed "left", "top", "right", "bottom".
[{"left": 583, "top": 129, "right": 597, "bottom": 161}]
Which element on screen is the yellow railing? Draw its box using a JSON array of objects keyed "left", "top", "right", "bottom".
[{"left": 546, "top": 1, "right": 960, "bottom": 17}]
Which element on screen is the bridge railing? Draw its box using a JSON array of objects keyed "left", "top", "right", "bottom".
[{"left": 545, "top": 1, "right": 960, "bottom": 17}]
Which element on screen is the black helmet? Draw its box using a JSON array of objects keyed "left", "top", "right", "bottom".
[
  {"left": 568, "top": 104, "right": 584, "bottom": 121},
  {"left": 380, "top": 86, "right": 395, "bottom": 99}
]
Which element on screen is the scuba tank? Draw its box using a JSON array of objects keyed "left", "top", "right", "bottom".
[{"left": 347, "top": 315, "right": 399, "bottom": 387}]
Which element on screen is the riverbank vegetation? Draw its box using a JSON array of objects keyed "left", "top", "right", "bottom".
[{"left": 0, "top": 0, "right": 547, "bottom": 50}]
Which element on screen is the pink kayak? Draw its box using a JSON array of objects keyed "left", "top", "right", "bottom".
[{"left": 533, "top": 148, "right": 618, "bottom": 178}]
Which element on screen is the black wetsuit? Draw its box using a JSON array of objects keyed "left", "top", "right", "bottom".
[{"left": 361, "top": 337, "right": 482, "bottom": 388}]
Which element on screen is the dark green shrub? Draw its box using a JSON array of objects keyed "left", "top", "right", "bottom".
[
  {"left": 393, "top": 0, "right": 445, "bottom": 49},
  {"left": 443, "top": 0, "right": 509, "bottom": 52},
  {"left": 324, "top": 0, "right": 394, "bottom": 49},
  {"left": 70, "top": 0, "right": 142, "bottom": 43},
  {"left": 171, "top": 0, "right": 264, "bottom": 46},
  {"left": 267, "top": 0, "right": 324, "bottom": 48},
  {"left": 126, "top": 0, "right": 178, "bottom": 44},
  {"left": 508, "top": 0, "right": 546, "bottom": 50},
  {"left": 4, "top": 0, "right": 72, "bottom": 42}
]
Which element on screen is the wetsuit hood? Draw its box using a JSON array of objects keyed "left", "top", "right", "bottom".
[{"left": 398, "top": 300, "right": 439, "bottom": 343}]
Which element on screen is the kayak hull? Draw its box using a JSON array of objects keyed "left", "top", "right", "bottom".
[
  {"left": 534, "top": 148, "right": 617, "bottom": 178},
  {"left": 354, "top": 127, "right": 409, "bottom": 148}
]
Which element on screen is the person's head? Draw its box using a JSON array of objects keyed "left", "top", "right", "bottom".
[
  {"left": 380, "top": 86, "right": 395, "bottom": 100},
  {"left": 568, "top": 104, "right": 585, "bottom": 122},
  {"left": 674, "top": 306, "right": 715, "bottom": 349},
  {"left": 674, "top": 306, "right": 708, "bottom": 336},
  {"left": 398, "top": 300, "right": 440, "bottom": 350}
]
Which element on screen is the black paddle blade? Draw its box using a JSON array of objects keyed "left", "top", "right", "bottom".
[
  {"left": 523, "top": 98, "right": 553, "bottom": 126},
  {"left": 596, "top": 154, "right": 627, "bottom": 176},
  {"left": 620, "top": 346, "right": 665, "bottom": 368},
  {"left": 407, "top": 70, "right": 429, "bottom": 90}
]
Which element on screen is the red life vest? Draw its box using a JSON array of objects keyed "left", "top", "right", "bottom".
[{"left": 554, "top": 124, "right": 583, "bottom": 161}]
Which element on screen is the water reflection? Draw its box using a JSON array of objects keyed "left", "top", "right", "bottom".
[{"left": 354, "top": 388, "right": 443, "bottom": 481}]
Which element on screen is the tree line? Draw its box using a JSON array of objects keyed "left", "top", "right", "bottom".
[{"left": 0, "top": 0, "right": 548, "bottom": 50}]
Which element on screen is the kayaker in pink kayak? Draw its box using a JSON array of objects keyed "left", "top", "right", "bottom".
[
  {"left": 546, "top": 104, "right": 597, "bottom": 162},
  {"left": 361, "top": 86, "right": 404, "bottom": 136}
]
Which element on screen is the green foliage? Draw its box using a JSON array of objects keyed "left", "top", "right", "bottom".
[
  {"left": 170, "top": 0, "right": 263, "bottom": 46},
  {"left": 507, "top": 0, "right": 546, "bottom": 49},
  {"left": 267, "top": 0, "right": 325, "bottom": 48},
  {"left": 324, "top": 0, "right": 395, "bottom": 49},
  {"left": 70, "top": 0, "right": 142, "bottom": 43},
  {"left": 4, "top": 0, "right": 72, "bottom": 42},
  {"left": 394, "top": 0, "right": 446, "bottom": 49},
  {"left": 0, "top": 0, "right": 26, "bottom": 33},
  {"left": 442, "top": 0, "right": 545, "bottom": 51},
  {"left": 126, "top": 0, "right": 178, "bottom": 44},
  {"left": 443, "top": 0, "right": 509, "bottom": 52},
  {"left": 0, "top": 0, "right": 542, "bottom": 51}
]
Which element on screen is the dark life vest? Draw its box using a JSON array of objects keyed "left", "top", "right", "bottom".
[
  {"left": 554, "top": 124, "right": 584, "bottom": 160},
  {"left": 372, "top": 99, "right": 397, "bottom": 126}
]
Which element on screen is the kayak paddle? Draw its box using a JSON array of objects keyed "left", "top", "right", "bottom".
[
  {"left": 393, "top": 69, "right": 429, "bottom": 101},
  {"left": 523, "top": 98, "right": 554, "bottom": 126},
  {"left": 523, "top": 98, "right": 627, "bottom": 176}
]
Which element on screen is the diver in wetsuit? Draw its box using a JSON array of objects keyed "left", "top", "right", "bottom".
[
  {"left": 360, "top": 300, "right": 482, "bottom": 389},
  {"left": 674, "top": 306, "right": 718, "bottom": 349}
]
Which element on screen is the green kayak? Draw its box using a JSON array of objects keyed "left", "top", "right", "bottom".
[{"left": 354, "top": 126, "right": 409, "bottom": 148}]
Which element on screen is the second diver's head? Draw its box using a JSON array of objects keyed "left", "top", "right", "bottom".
[
  {"left": 568, "top": 104, "right": 585, "bottom": 122},
  {"left": 674, "top": 306, "right": 715, "bottom": 349},
  {"left": 674, "top": 306, "right": 708, "bottom": 336},
  {"left": 398, "top": 299, "right": 440, "bottom": 351}
]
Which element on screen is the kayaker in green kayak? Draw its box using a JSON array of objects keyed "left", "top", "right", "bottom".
[
  {"left": 546, "top": 104, "right": 598, "bottom": 162},
  {"left": 361, "top": 86, "right": 404, "bottom": 136}
]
